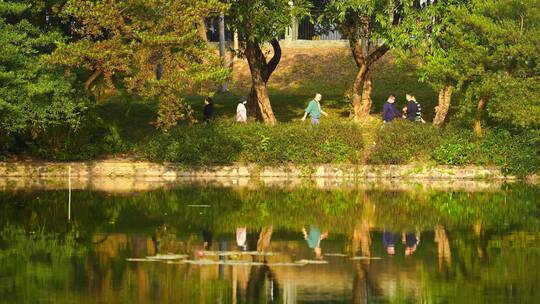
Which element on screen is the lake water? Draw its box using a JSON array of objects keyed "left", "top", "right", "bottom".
[{"left": 0, "top": 180, "right": 539, "bottom": 303}]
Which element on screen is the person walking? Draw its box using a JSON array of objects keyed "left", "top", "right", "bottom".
[
  {"left": 403, "top": 94, "right": 425, "bottom": 123},
  {"left": 236, "top": 98, "right": 248, "bottom": 123},
  {"left": 302, "top": 93, "right": 328, "bottom": 125},
  {"left": 203, "top": 96, "right": 214, "bottom": 122},
  {"left": 382, "top": 94, "right": 401, "bottom": 123}
]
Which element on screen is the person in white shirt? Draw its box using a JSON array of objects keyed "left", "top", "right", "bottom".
[{"left": 236, "top": 97, "right": 248, "bottom": 123}]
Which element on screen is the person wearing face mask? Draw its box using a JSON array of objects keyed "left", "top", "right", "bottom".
[{"left": 382, "top": 94, "right": 401, "bottom": 123}]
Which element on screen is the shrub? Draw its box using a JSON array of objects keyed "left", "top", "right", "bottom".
[
  {"left": 368, "top": 120, "right": 442, "bottom": 164},
  {"left": 430, "top": 127, "right": 540, "bottom": 175},
  {"left": 430, "top": 128, "right": 478, "bottom": 166},
  {"left": 23, "top": 114, "right": 132, "bottom": 161},
  {"left": 140, "top": 118, "right": 365, "bottom": 166}
]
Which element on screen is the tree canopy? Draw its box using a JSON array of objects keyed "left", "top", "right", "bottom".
[
  {"left": 320, "top": 0, "right": 412, "bottom": 121},
  {"left": 49, "top": 0, "right": 229, "bottom": 130},
  {"left": 0, "top": 0, "right": 87, "bottom": 136},
  {"left": 429, "top": 0, "right": 540, "bottom": 130}
]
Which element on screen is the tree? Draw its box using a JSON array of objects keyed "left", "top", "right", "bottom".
[
  {"left": 0, "top": 0, "right": 87, "bottom": 138},
  {"left": 397, "top": 0, "right": 470, "bottom": 126},
  {"left": 226, "top": 0, "right": 311, "bottom": 125},
  {"left": 322, "top": 0, "right": 408, "bottom": 122},
  {"left": 436, "top": 0, "right": 540, "bottom": 133},
  {"left": 49, "top": 0, "right": 229, "bottom": 131}
]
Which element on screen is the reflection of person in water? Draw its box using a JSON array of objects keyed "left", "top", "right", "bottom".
[
  {"left": 202, "top": 228, "right": 213, "bottom": 250},
  {"left": 383, "top": 231, "right": 397, "bottom": 255},
  {"left": 403, "top": 231, "right": 420, "bottom": 256},
  {"left": 302, "top": 226, "right": 328, "bottom": 259},
  {"left": 236, "top": 227, "right": 247, "bottom": 251}
]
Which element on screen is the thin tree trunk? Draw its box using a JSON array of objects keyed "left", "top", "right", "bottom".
[
  {"left": 218, "top": 12, "right": 228, "bottom": 92},
  {"left": 434, "top": 225, "right": 451, "bottom": 271},
  {"left": 360, "top": 75, "right": 373, "bottom": 119},
  {"left": 474, "top": 97, "right": 486, "bottom": 136},
  {"left": 350, "top": 64, "right": 369, "bottom": 122},
  {"left": 197, "top": 17, "right": 208, "bottom": 42},
  {"left": 433, "top": 86, "right": 453, "bottom": 126}
]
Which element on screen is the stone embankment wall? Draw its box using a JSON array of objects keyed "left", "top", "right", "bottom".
[
  {"left": 0, "top": 160, "right": 512, "bottom": 179},
  {"left": 1, "top": 160, "right": 537, "bottom": 193}
]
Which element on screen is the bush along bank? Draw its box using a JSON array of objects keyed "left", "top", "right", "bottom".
[
  {"left": 139, "top": 118, "right": 539, "bottom": 176},
  {"left": 369, "top": 120, "right": 540, "bottom": 177},
  {"left": 140, "top": 119, "right": 365, "bottom": 166}
]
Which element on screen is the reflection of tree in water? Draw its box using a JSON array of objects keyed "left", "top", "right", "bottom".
[
  {"left": 245, "top": 264, "right": 280, "bottom": 303},
  {"left": 350, "top": 192, "right": 380, "bottom": 303},
  {"left": 435, "top": 225, "right": 452, "bottom": 272},
  {"left": 352, "top": 221, "right": 371, "bottom": 304},
  {"left": 243, "top": 225, "right": 280, "bottom": 303}
]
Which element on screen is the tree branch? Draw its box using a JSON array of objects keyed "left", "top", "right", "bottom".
[
  {"left": 367, "top": 44, "right": 389, "bottom": 66},
  {"left": 349, "top": 37, "right": 365, "bottom": 68},
  {"left": 84, "top": 69, "right": 102, "bottom": 91},
  {"left": 264, "top": 38, "right": 282, "bottom": 81}
]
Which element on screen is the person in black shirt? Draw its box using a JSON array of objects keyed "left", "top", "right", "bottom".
[
  {"left": 403, "top": 94, "right": 425, "bottom": 123},
  {"left": 203, "top": 96, "right": 214, "bottom": 122}
]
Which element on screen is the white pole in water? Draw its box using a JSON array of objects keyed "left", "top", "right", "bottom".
[{"left": 68, "top": 166, "right": 72, "bottom": 222}]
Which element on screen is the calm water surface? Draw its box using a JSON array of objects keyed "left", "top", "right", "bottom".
[{"left": 0, "top": 182, "right": 539, "bottom": 303}]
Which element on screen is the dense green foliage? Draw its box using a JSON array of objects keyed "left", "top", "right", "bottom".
[
  {"left": 227, "top": 0, "right": 311, "bottom": 45},
  {"left": 0, "top": 0, "right": 87, "bottom": 139},
  {"left": 370, "top": 120, "right": 540, "bottom": 175},
  {"left": 141, "top": 118, "right": 364, "bottom": 165},
  {"left": 50, "top": 0, "right": 228, "bottom": 131},
  {"left": 427, "top": 0, "right": 540, "bottom": 129}
]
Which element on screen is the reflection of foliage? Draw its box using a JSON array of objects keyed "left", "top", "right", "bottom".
[
  {"left": 0, "top": 225, "right": 86, "bottom": 260},
  {"left": 1, "top": 184, "right": 539, "bottom": 236}
]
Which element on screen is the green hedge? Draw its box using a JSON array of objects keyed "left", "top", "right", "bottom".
[
  {"left": 369, "top": 120, "right": 540, "bottom": 175},
  {"left": 140, "top": 119, "right": 365, "bottom": 166}
]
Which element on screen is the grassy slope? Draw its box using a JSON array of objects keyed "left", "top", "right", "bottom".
[{"left": 97, "top": 45, "right": 437, "bottom": 144}]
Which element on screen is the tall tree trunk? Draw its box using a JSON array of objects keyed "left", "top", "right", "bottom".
[
  {"left": 433, "top": 86, "right": 453, "bottom": 126},
  {"left": 348, "top": 35, "right": 388, "bottom": 122},
  {"left": 350, "top": 64, "right": 371, "bottom": 122},
  {"left": 251, "top": 80, "right": 276, "bottom": 125},
  {"left": 245, "top": 38, "right": 281, "bottom": 125},
  {"left": 474, "top": 97, "right": 487, "bottom": 136}
]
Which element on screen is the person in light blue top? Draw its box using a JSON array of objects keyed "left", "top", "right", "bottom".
[
  {"left": 302, "top": 225, "right": 329, "bottom": 259},
  {"left": 302, "top": 93, "right": 328, "bottom": 124}
]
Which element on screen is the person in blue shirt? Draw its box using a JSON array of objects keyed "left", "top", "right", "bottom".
[
  {"left": 302, "top": 226, "right": 329, "bottom": 259},
  {"left": 382, "top": 94, "right": 401, "bottom": 123},
  {"left": 383, "top": 231, "right": 397, "bottom": 255},
  {"left": 302, "top": 93, "right": 328, "bottom": 125}
]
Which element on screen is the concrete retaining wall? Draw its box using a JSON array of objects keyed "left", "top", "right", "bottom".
[{"left": 0, "top": 160, "right": 512, "bottom": 180}]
